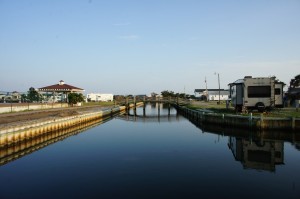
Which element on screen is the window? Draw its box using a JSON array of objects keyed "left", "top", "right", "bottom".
[
  {"left": 248, "top": 86, "right": 271, "bottom": 98},
  {"left": 275, "top": 88, "right": 281, "bottom": 95}
]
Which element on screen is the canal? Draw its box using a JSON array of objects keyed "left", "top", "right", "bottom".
[{"left": 0, "top": 103, "right": 299, "bottom": 199}]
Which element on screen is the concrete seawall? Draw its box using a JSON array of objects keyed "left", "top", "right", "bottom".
[
  {"left": 0, "top": 102, "right": 143, "bottom": 165},
  {"left": 0, "top": 102, "right": 143, "bottom": 148},
  {"left": 0, "top": 117, "right": 107, "bottom": 166},
  {"left": 175, "top": 105, "right": 300, "bottom": 131}
]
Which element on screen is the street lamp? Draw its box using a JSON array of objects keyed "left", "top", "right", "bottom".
[{"left": 214, "top": 72, "right": 220, "bottom": 104}]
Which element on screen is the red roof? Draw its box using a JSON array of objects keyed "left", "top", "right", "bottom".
[{"left": 39, "top": 83, "right": 84, "bottom": 91}]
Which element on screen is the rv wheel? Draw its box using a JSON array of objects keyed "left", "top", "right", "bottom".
[{"left": 256, "top": 102, "right": 265, "bottom": 112}]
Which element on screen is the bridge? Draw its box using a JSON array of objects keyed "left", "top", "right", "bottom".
[
  {"left": 117, "top": 113, "right": 182, "bottom": 123},
  {"left": 115, "top": 97, "right": 191, "bottom": 109}
]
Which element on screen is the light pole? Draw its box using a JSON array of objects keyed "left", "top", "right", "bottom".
[
  {"left": 215, "top": 72, "right": 220, "bottom": 104},
  {"left": 205, "top": 76, "right": 208, "bottom": 101}
]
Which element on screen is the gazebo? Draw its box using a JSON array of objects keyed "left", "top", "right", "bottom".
[{"left": 38, "top": 80, "right": 84, "bottom": 103}]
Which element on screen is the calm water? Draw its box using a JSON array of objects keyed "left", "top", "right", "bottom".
[{"left": 0, "top": 103, "right": 299, "bottom": 199}]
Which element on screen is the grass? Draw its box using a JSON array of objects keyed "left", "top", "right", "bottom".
[{"left": 186, "top": 100, "right": 300, "bottom": 118}]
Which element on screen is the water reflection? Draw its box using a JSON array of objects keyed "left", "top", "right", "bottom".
[
  {"left": 181, "top": 106, "right": 300, "bottom": 173},
  {"left": 228, "top": 137, "right": 284, "bottom": 172},
  {"left": 120, "top": 102, "right": 180, "bottom": 123},
  {"left": 0, "top": 116, "right": 112, "bottom": 166},
  {"left": 1, "top": 103, "right": 299, "bottom": 173},
  {"left": 0, "top": 104, "right": 299, "bottom": 199}
]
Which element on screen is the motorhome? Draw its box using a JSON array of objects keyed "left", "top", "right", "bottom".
[{"left": 229, "top": 76, "right": 284, "bottom": 112}]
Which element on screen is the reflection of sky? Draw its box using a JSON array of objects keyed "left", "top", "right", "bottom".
[{"left": 0, "top": 105, "right": 299, "bottom": 198}]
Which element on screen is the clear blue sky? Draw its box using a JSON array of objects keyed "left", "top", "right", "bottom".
[{"left": 1, "top": 0, "right": 299, "bottom": 95}]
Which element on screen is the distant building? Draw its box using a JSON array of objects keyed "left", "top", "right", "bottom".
[
  {"left": 0, "top": 91, "right": 22, "bottom": 103},
  {"left": 86, "top": 93, "right": 113, "bottom": 102},
  {"left": 38, "top": 80, "right": 84, "bottom": 103},
  {"left": 194, "top": 89, "right": 229, "bottom": 101},
  {"left": 207, "top": 90, "right": 229, "bottom": 101}
]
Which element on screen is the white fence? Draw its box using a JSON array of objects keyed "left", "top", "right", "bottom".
[{"left": 0, "top": 103, "right": 69, "bottom": 114}]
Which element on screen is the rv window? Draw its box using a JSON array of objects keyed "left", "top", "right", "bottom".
[
  {"left": 275, "top": 88, "right": 281, "bottom": 95},
  {"left": 248, "top": 86, "right": 271, "bottom": 98}
]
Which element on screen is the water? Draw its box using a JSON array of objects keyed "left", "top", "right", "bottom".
[{"left": 0, "top": 103, "right": 299, "bottom": 199}]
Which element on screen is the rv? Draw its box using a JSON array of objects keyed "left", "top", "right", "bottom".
[{"left": 229, "top": 76, "right": 284, "bottom": 112}]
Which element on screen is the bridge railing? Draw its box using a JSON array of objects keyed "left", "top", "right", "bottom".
[{"left": 114, "top": 97, "right": 191, "bottom": 107}]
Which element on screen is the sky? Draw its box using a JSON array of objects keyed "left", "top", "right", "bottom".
[{"left": 0, "top": 0, "right": 299, "bottom": 95}]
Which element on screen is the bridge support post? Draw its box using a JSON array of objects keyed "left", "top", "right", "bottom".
[
  {"left": 134, "top": 96, "right": 136, "bottom": 107},
  {"left": 133, "top": 96, "right": 137, "bottom": 115},
  {"left": 158, "top": 102, "right": 160, "bottom": 118},
  {"left": 126, "top": 97, "right": 129, "bottom": 112},
  {"left": 134, "top": 108, "right": 137, "bottom": 116}
]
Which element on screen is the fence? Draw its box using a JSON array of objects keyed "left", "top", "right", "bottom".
[{"left": 0, "top": 103, "right": 69, "bottom": 114}]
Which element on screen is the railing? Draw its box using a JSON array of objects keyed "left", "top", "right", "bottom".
[{"left": 114, "top": 97, "right": 191, "bottom": 107}]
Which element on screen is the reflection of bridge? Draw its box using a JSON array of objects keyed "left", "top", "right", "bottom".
[
  {"left": 129, "top": 102, "right": 173, "bottom": 116},
  {"left": 116, "top": 113, "right": 182, "bottom": 123}
]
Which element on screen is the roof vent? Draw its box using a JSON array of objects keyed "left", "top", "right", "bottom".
[{"left": 59, "top": 80, "right": 65, "bottom": 85}]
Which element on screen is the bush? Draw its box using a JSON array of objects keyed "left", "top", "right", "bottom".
[{"left": 68, "top": 93, "right": 84, "bottom": 105}]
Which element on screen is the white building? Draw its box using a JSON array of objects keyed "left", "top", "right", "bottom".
[
  {"left": 207, "top": 90, "right": 229, "bottom": 101},
  {"left": 87, "top": 93, "right": 113, "bottom": 102},
  {"left": 194, "top": 89, "right": 229, "bottom": 101}
]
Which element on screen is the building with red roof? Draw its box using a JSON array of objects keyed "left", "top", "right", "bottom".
[{"left": 38, "top": 80, "right": 84, "bottom": 102}]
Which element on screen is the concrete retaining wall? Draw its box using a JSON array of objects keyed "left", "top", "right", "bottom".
[
  {"left": 176, "top": 106, "right": 299, "bottom": 130},
  {"left": 0, "top": 102, "right": 144, "bottom": 148},
  {"left": 0, "top": 102, "right": 144, "bottom": 164},
  {"left": 0, "top": 106, "right": 128, "bottom": 148},
  {"left": 0, "top": 117, "right": 105, "bottom": 166}
]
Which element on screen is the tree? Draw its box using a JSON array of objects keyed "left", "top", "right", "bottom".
[
  {"left": 161, "top": 90, "right": 175, "bottom": 97},
  {"left": 178, "top": 93, "right": 185, "bottom": 98},
  {"left": 68, "top": 93, "right": 84, "bottom": 105},
  {"left": 21, "top": 94, "right": 28, "bottom": 102},
  {"left": 288, "top": 74, "right": 300, "bottom": 103},
  {"left": 289, "top": 74, "right": 300, "bottom": 88},
  {"left": 27, "top": 87, "right": 40, "bottom": 102}
]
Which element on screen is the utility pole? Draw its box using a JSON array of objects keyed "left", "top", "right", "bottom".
[
  {"left": 218, "top": 73, "right": 220, "bottom": 104},
  {"left": 215, "top": 72, "right": 221, "bottom": 104},
  {"left": 205, "top": 77, "right": 208, "bottom": 101}
]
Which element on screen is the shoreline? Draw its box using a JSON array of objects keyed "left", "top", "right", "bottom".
[
  {"left": 0, "top": 102, "right": 144, "bottom": 148},
  {"left": 175, "top": 105, "right": 300, "bottom": 131}
]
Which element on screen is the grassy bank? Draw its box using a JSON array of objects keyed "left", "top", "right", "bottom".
[{"left": 186, "top": 101, "right": 300, "bottom": 118}]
